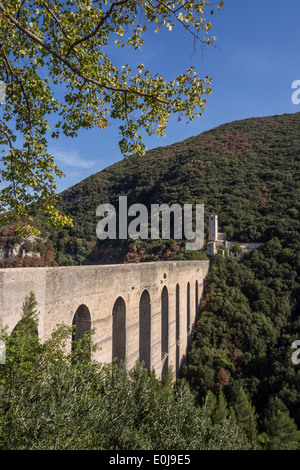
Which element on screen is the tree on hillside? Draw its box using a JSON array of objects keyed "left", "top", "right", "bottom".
[
  {"left": 232, "top": 386, "right": 257, "bottom": 448},
  {"left": 0, "top": 0, "right": 223, "bottom": 233},
  {"left": 259, "top": 410, "right": 300, "bottom": 450},
  {"left": 213, "top": 387, "right": 229, "bottom": 424},
  {"left": 232, "top": 243, "right": 242, "bottom": 256}
]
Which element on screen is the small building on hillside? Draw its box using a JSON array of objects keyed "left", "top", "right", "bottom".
[{"left": 206, "top": 215, "right": 263, "bottom": 256}]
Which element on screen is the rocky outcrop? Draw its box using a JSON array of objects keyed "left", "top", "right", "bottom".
[
  {"left": 0, "top": 244, "right": 24, "bottom": 259},
  {"left": 0, "top": 236, "right": 41, "bottom": 259}
]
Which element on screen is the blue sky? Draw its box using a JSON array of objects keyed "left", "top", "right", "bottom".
[{"left": 50, "top": 0, "right": 300, "bottom": 192}]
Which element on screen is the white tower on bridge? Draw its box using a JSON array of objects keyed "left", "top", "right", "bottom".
[{"left": 208, "top": 215, "right": 218, "bottom": 242}]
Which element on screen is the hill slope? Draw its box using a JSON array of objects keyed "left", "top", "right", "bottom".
[
  {"left": 1, "top": 111, "right": 300, "bottom": 266},
  {"left": 57, "top": 111, "right": 300, "bottom": 264}
]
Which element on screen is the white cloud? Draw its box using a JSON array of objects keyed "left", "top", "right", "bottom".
[{"left": 51, "top": 147, "right": 97, "bottom": 169}]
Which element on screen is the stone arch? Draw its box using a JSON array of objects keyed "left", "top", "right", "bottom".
[
  {"left": 161, "top": 286, "right": 169, "bottom": 376},
  {"left": 139, "top": 289, "right": 151, "bottom": 371},
  {"left": 187, "top": 282, "right": 191, "bottom": 334},
  {"left": 72, "top": 304, "right": 91, "bottom": 340},
  {"left": 112, "top": 296, "right": 126, "bottom": 363},
  {"left": 72, "top": 304, "right": 91, "bottom": 360},
  {"left": 72, "top": 304, "right": 91, "bottom": 348},
  {"left": 176, "top": 283, "right": 180, "bottom": 378}
]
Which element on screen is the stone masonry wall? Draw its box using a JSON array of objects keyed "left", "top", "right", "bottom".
[{"left": 0, "top": 260, "right": 210, "bottom": 378}]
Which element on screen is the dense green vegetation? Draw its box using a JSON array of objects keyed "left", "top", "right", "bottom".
[
  {"left": 1, "top": 287, "right": 299, "bottom": 450},
  {"left": 182, "top": 235, "right": 300, "bottom": 449}
]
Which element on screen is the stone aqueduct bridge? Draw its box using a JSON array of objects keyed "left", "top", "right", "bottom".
[{"left": 0, "top": 260, "right": 209, "bottom": 378}]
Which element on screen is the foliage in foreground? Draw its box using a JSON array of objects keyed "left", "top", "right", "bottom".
[
  {"left": 0, "top": 293, "right": 250, "bottom": 450},
  {"left": 0, "top": 0, "right": 223, "bottom": 232}
]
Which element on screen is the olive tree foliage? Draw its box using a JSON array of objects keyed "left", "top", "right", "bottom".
[{"left": 0, "top": 0, "right": 223, "bottom": 233}]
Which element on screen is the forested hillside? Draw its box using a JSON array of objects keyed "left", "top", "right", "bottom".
[
  {"left": 1, "top": 111, "right": 299, "bottom": 266},
  {"left": 182, "top": 238, "right": 300, "bottom": 448},
  {"left": 57, "top": 111, "right": 300, "bottom": 265},
  {"left": 0, "top": 111, "right": 299, "bottom": 448}
]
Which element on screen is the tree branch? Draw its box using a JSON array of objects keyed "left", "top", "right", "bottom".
[
  {"left": 1, "top": 51, "right": 33, "bottom": 133},
  {"left": 66, "top": 0, "right": 131, "bottom": 57},
  {"left": 41, "top": 1, "right": 82, "bottom": 66},
  {"left": 0, "top": 2, "right": 166, "bottom": 104}
]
